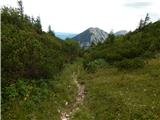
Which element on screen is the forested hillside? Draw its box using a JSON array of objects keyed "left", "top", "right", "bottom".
[
  {"left": 83, "top": 19, "right": 160, "bottom": 71},
  {"left": 1, "top": 4, "right": 81, "bottom": 120},
  {"left": 1, "top": 6, "right": 81, "bottom": 84}
]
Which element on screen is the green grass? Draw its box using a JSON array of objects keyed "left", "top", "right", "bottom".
[
  {"left": 2, "top": 58, "right": 160, "bottom": 120},
  {"left": 71, "top": 57, "right": 160, "bottom": 120}
]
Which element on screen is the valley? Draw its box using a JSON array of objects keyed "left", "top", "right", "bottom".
[{"left": 1, "top": 1, "right": 160, "bottom": 120}]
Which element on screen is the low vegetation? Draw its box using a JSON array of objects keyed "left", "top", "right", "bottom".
[
  {"left": 71, "top": 57, "right": 160, "bottom": 120},
  {"left": 2, "top": 62, "right": 81, "bottom": 120}
]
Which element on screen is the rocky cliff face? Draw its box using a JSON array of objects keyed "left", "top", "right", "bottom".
[{"left": 73, "top": 27, "right": 108, "bottom": 47}]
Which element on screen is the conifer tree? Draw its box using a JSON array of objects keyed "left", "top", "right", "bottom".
[
  {"left": 48, "top": 25, "right": 55, "bottom": 36},
  {"left": 139, "top": 13, "right": 150, "bottom": 29},
  {"left": 139, "top": 19, "right": 144, "bottom": 29},
  {"left": 17, "top": 0, "right": 24, "bottom": 17},
  {"left": 35, "top": 16, "right": 42, "bottom": 32},
  {"left": 108, "top": 31, "right": 115, "bottom": 43},
  {"left": 144, "top": 13, "right": 150, "bottom": 26}
]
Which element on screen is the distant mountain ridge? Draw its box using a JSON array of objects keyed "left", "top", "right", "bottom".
[
  {"left": 73, "top": 28, "right": 127, "bottom": 47},
  {"left": 115, "top": 30, "right": 127, "bottom": 36},
  {"left": 73, "top": 27, "right": 108, "bottom": 47},
  {"left": 55, "top": 32, "right": 77, "bottom": 40}
]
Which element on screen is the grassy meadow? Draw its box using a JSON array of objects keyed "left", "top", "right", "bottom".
[{"left": 71, "top": 57, "right": 160, "bottom": 120}]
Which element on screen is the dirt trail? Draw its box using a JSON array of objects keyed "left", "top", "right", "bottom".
[{"left": 60, "top": 72, "right": 85, "bottom": 120}]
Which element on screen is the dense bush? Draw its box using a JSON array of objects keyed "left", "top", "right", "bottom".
[
  {"left": 1, "top": 6, "right": 80, "bottom": 85},
  {"left": 83, "top": 20, "right": 160, "bottom": 69},
  {"left": 85, "top": 59, "right": 109, "bottom": 73},
  {"left": 1, "top": 63, "right": 80, "bottom": 120},
  {"left": 115, "top": 58, "right": 145, "bottom": 70},
  {"left": 1, "top": 5, "right": 81, "bottom": 119}
]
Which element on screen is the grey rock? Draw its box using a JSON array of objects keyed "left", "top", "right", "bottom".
[{"left": 73, "top": 27, "right": 108, "bottom": 48}]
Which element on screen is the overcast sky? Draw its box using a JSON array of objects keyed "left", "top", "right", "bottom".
[{"left": 1, "top": 0, "right": 160, "bottom": 33}]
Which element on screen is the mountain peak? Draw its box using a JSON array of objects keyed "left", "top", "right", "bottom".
[
  {"left": 73, "top": 27, "right": 108, "bottom": 48},
  {"left": 87, "top": 27, "right": 105, "bottom": 33},
  {"left": 87, "top": 27, "right": 100, "bottom": 30}
]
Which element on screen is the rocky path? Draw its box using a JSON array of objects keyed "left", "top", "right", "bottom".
[{"left": 60, "top": 72, "right": 85, "bottom": 120}]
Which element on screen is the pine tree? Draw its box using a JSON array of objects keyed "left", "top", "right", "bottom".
[
  {"left": 108, "top": 31, "right": 115, "bottom": 43},
  {"left": 48, "top": 25, "right": 55, "bottom": 36},
  {"left": 144, "top": 13, "right": 150, "bottom": 26},
  {"left": 35, "top": 16, "right": 42, "bottom": 33},
  {"left": 31, "top": 16, "right": 35, "bottom": 24},
  {"left": 139, "top": 19, "right": 144, "bottom": 29},
  {"left": 138, "top": 13, "right": 150, "bottom": 29},
  {"left": 17, "top": 0, "right": 24, "bottom": 17}
]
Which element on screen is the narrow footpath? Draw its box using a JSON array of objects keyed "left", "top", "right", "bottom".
[{"left": 60, "top": 72, "right": 85, "bottom": 120}]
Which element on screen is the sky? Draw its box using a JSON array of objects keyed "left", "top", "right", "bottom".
[{"left": 1, "top": 0, "right": 160, "bottom": 33}]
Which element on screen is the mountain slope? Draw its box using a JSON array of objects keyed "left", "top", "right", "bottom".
[
  {"left": 70, "top": 21, "right": 160, "bottom": 120},
  {"left": 73, "top": 27, "right": 108, "bottom": 47},
  {"left": 83, "top": 21, "right": 160, "bottom": 66},
  {"left": 1, "top": 6, "right": 81, "bottom": 120}
]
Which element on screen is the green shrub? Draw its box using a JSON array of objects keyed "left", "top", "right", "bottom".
[
  {"left": 1, "top": 6, "right": 81, "bottom": 85},
  {"left": 85, "top": 59, "right": 109, "bottom": 73},
  {"left": 116, "top": 58, "right": 145, "bottom": 70},
  {"left": 142, "top": 51, "right": 155, "bottom": 58},
  {"left": 2, "top": 84, "right": 18, "bottom": 102}
]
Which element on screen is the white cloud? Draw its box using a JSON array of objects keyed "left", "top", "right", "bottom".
[
  {"left": 124, "top": 2, "right": 152, "bottom": 8},
  {"left": 1, "top": 0, "right": 160, "bottom": 33}
]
